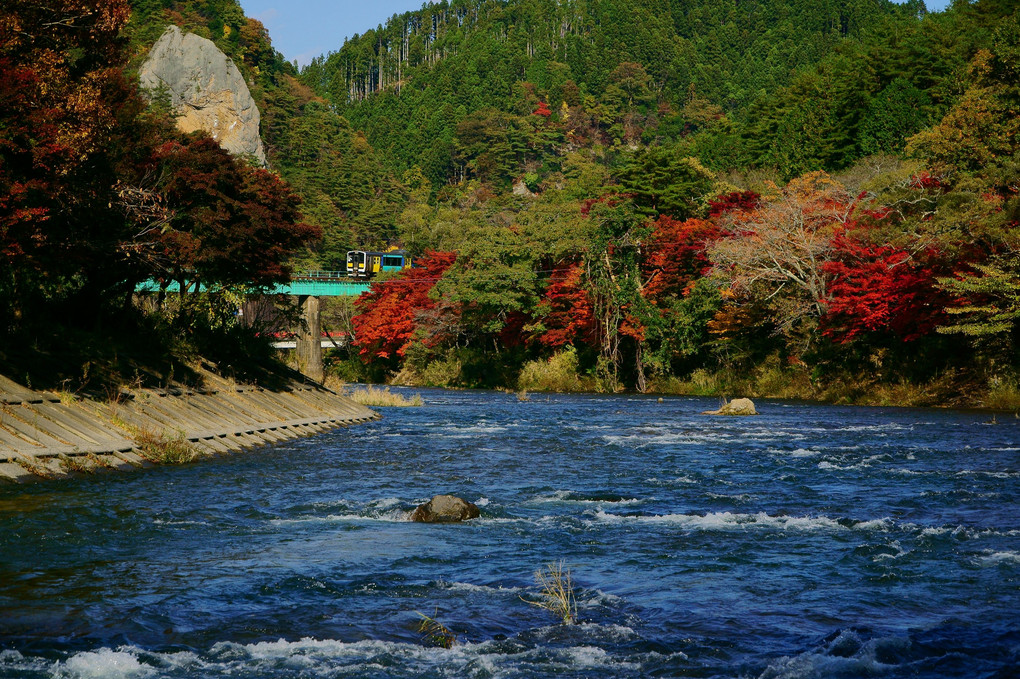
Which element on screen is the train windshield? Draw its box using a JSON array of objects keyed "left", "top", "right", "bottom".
[{"left": 347, "top": 251, "right": 366, "bottom": 264}]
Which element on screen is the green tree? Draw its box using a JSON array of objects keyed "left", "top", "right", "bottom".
[{"left": 615, "top": 148, "right": 715, "bottom": 219}]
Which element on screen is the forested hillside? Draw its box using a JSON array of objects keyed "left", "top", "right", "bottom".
[
  {"left": 301, "top": 0, "right": 1020, "bottom": 406},
  {"left": 304, "top": 0, "right": 929, "bottom": 186}
]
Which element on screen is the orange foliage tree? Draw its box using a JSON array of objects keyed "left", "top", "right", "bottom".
[{"left": 353, "top": 251, "right": 458, "bottom": 363}]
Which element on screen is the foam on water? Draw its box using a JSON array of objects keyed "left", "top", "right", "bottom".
[
  {"left": 771, "top": 448, "right": 823, "bottom": 457},
  {"left": 23, "top": 636, "right": 650, "bottom": 678},
  {"left": 271, "top": 512, "right": 406, "bottom": 525},
  {"left": 589, "top": 510, "right": 897, "bottom": 533},
  {"left": 645, "top": 475, "right": 700, "bottom": 486},
  {"left": 0, "top": 650, "right": 49, "bottom": 675},
  {"left": 977, "top": 550, "right": 1020, "bottom": 565},
  {"left": 56, "top": 649, "right": 155, "bottom": 679},
  {"left": 954, "top": 470, "right": 1019, "bottom": 478},
  {"left": 528, "top": 490, "right": 643, "bottom": 506},
  {"left": 151, "top": 519, "right": 209, "bottom": 527},
  {"left": 441, "top": 580, "right": 526, "bottom": 595},
  {"left": 817, "top": 454, "right": 894, "bottom": 471}
]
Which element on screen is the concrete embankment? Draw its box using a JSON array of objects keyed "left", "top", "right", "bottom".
[{"left": 0, "top": 371, "right": 379, "bottom": 483}]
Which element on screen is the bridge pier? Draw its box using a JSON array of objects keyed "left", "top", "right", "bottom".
[{"left": 296, "top": 295, "right": 324, "bottom": 383}]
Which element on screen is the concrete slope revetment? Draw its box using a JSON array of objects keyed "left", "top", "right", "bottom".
[{"left": 0, "top": 372, "right": 379, "bottom": 483}]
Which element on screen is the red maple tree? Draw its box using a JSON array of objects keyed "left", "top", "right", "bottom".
[
  {"left": 149, "top": 135, "right": 319, "bottom": 290},
  {"left": 532, "top": 264, "right": 597, "bottom": 347},
  {"left": 822, "top": 236, "right": 949, "bottom": 342},
  {"left": 642, "top": 216, "right": 720, "bottom": 300},
  {"left": 353, "top": 250, "right": 457, "bottom": 360}
]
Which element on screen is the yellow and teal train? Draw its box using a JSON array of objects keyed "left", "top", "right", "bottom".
[{"left": 346, "top": 250, "right": 412, "bottom": 278}]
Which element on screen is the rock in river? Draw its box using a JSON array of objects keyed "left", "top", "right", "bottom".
[
  {"left": 410, "top": 495, "right": 481, "bottom": 523},
  {"left": 703, "top": 398, "right": 758, "bottom": 416}
]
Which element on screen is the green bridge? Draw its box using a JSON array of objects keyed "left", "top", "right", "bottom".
[
  {"left": 136, "top": 272, "right": 375, "bottom": 383},
  {"left": 136, "top": 272, "right": 372, "bottom": 297}
]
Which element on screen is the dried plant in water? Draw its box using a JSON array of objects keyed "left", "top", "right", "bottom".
[
  {"left": 524, "top": 561, "right": 578, "bottom": 624},
  {"left": 416, "top": 610, "right": 457, "bottom": 648}
]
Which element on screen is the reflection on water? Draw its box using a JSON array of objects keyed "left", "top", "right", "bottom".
[{"left": 1, "top": 390, "right": 1018, "bottom": 678}]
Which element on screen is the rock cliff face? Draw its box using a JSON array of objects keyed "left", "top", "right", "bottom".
[{"left": 140, "top": 25, "right": 267, "bottom": 165}]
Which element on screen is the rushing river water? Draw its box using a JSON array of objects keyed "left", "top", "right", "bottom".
[{"left": 1, "top": 390, "right": 1018, "bottom": 678}]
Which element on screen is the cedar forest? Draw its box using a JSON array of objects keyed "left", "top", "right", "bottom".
[{"left": 2, "top": 0, "right": 1019, "bottom": 406}]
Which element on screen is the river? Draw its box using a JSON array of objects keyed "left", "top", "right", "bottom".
[{"left": 1, "top": 390, "right": 1018, "bottom": 678}]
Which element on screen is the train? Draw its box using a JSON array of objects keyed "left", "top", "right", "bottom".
[{"left": 346, "top": 250, "right": 412, "bottom": 278}]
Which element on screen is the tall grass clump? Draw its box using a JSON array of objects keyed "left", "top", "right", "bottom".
[
  {"left": 523, "top": 561, "right": 578, "bottom": 624},
  {"left": 983, "top": 375, "right": 1020, "bottom": 412},
  {"left": 344, "top": 385, "right": 423, "bottom": 407},
  {"left": 134, "top": 428, "right": 199, "bottom": 464}
]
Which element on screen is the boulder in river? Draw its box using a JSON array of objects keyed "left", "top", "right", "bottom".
[
  {"left": 410, "top": 495, "right": 481, "bottom": 523},
  {"left": 703, "top": 398, "right": 758, "bottom": 416}
]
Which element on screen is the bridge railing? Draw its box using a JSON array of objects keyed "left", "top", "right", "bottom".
[{"left": 291, "top": 271, "right": 348, "bottom": 280}]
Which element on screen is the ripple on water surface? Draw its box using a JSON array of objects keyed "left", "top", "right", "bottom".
[{"left": 0, "top": 390, "right": 1018, "bottom": 678}]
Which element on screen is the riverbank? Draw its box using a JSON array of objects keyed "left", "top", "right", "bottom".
[
  {"left": 0, "top": 367, "right": 379, "bottom": 484},
  {"left": 374, "top": 350, "right": 1020, "bottom": 411},
  {"left": 647, "top": 364, "right": 1020, "bottom": 411}
]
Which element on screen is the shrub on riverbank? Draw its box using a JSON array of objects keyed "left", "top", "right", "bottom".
[
  {"left": 980, "top": 377, "right": 1020, "bottom": 412},
  {"left": 649, "top": 361, "right": 1010, "bottom": 410},
  {"left": 517, "top": 348, "right": 598, "bottom": 393}
]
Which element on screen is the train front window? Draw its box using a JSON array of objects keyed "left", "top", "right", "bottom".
[{"left": 347, "top": 251, "right": 366, "bottom": 265}]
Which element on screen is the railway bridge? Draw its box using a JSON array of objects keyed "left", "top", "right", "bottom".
[{"left": 138, "top": 272, "right": 373, "bottom": 382}]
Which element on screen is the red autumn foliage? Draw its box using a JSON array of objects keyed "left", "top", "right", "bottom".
[
  {"left": 499, "top": 311, "right": 532, "bottom": 348},
  {"left": 642, "top": 216, "right": 720, "bottom": 299},
  {"left": 150, "top": 135, "right": 319, "bottom": 289},
  {"left": 708, "top": 191, "right": 760, "bottom": 218},
  {"left": 909, "top": 171, "right": 945, "bottom": 191},
  {"left": 533, "top": 264, "right": 597, "bottom": 347},
  {"left": 533, "top": 101, "right": 553, "bottom": 118},
  {"left": 0, "top": 0, "right": 134, "bottom": 273},
  {"left": 619, "top": 312, "right": 646, "bottom": 342},
  {"left": 580, "top": 194, "right": 631, "bottom": 216},
  {"left": 821, "top": 236, "right": 949, "bottom": 342},
  {"left": 353, "top": 251, "right": 457, "bottom": 360}
]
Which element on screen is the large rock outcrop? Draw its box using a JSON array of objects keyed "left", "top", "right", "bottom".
[{"left": 140, "top": 25, "right": 267, "bottom": 165}]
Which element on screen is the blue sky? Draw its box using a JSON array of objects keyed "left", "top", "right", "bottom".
[{"left": 239, "top": 0, "right": 954, "bottom": 68}]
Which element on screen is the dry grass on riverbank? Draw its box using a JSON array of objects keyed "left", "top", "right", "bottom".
[
  {"left": 340, "top": 384, "right": 424, "bottom": 407},
  {"left": 134, "top": 428, "right": 200, "bottom": 464}
]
